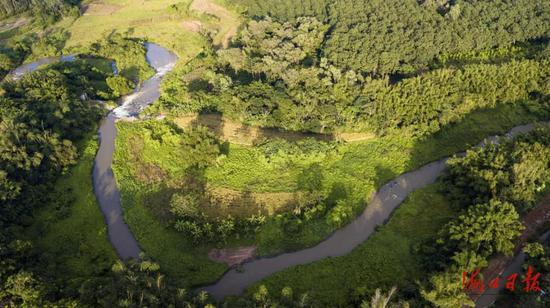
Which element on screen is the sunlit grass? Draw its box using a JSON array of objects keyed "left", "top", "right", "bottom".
[
  {"left": 111, "top": 101, "right": 549, "bottom": 283},
  {"left": 60, "top": 0, "right": 240, "bottom": 61}
]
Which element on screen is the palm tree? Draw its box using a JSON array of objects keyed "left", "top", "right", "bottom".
[{"left": 361, "top": 286, "right": 398, "bottom": 308}]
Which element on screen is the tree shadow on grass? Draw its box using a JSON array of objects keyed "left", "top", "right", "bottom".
[
  {"left": 406, "top": 100, "right": 549, "bottom": 171},
  {"left": 184, "top": 112, "right": 336, "bottom": 146}
]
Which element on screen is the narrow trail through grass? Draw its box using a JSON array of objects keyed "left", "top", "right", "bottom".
[{"left": 189, "top": 0, "right": 241, "bottom": 48}]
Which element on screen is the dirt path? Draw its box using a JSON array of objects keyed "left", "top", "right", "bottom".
[
  {"left": 473, "top": 196, "right": 550, "bottom": 307},
  {"left": 189, "top": 0, "right": 240, "bottom": 48},
  {"left": 0, "top": 17, "right": 27, "bottom": 32}
]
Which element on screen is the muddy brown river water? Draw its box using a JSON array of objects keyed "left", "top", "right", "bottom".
[
  {"left": 12, "top": 46, "right": 547, "bottom": 305},
  {"left": 201, "top": 123, "right": 546, "bottom": 301},
  {"left": 92, "top": 43, "right": 178, "bottom": 259}
]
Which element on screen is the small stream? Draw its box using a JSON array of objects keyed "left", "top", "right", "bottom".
[
  {"left": 93, "top": 43, "right": 178, "bottom": 259},
  {"left": 10, "top": 54, "right": 76, "bottom": 80}
]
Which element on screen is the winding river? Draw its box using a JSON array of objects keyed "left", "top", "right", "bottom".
[
  {"left": 9, "top": 43, "right": 178, "bottom": 260},
  {"left": 93, "top": 43, "right": 178, "bottom": 260},
  {"left": 202, "top": 123, "right": 545, "bottom": 301},
  {"left": 10, "top": 54, "right": 76, "bottom": 79},
  {"left": 11, "top": 46, "right": 547, "bottom": 306}
]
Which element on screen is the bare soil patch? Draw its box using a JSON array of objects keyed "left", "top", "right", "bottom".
[
  {"left": 208, "top": 246, "right": 257, "bottom": 267},
  {"left": 81, "top": 1, "right": 121, "bottom": 16},
  {"left": 182, "top": 20, "right": 203, "bottom": 32},
  {"left": 189, "top": 0, "right": 238, "bottom": 48}
]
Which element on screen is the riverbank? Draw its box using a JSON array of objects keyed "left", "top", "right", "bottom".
[
  {"left": 201, "top": 121, "right": 549, "bottom": 301},
  {"left": 93, "top": 42, "right": 178, "bottom": 260}
]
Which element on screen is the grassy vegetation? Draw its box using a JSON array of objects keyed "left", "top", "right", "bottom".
[
  {"left": 1, "top": 0, "right": 241, "bottom": 78},
  {"left": 113, "top": 121, "right": 227, "bottom": 287},
  {"left": 2, "top": 1, "right": 549, "bottom": 306},
  {"left": 111, "top": 99, "right": 548, "bottom": 285},
  {"left": 25, "top": 137, "right": 117, "bottom": 289},
  {"left": 56, "top": 0, "right": 240, "bottom": 61},
  {"left": 246, "top": 184, "right": 455, "bottom": 306},
  {"left": 58, "top": 0, "right": 199, "bottom": 60}
]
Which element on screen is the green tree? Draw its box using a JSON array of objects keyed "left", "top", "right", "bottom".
[
  {"left": 448, "top": 199, "right": 524, "bottom": 257},
  {"left": 170, "top": 193, "right": 200, "bottom": 218},
  {"left": 1, "top": 272, "right": 44, "bottom": 307},
  {"left": 106, "top": 75, "right": 134, "bottom": 97},
  {"left": 181, "top": 126, "right": 221, "bottom": 169},
  {"left": 523, "top": 243, "right": 545, "bottom": 258},
  {"left": 421, "top": 270, "right": 474, "bottom": 308}
]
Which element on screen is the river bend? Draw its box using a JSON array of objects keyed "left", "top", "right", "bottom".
[
  {"left": 92, "top": 43, "right": 178, "bottom": 259},
  {"left": 10, "top": 47, "right": 547, "bottom": 302},
  {"left": 202, "top": 123, "right": 545, "bottom": 300}
]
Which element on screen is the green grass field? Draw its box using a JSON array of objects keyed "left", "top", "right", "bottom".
[
  {"left": 113, "top": 121, "right": 227, "bottom": 287},
  {"left": 246, "top": 184, "right": 455, "bottom": 306},
  {"left": 111, "top": 100, "right": 548, "bottom": 286},
  {"left": 1, "top": 0, "right": 241, "bottom": 68},
  {"left": 59, "top": 0, "right": 239, "bottom": 61},
  {"left": 25, "top": 137, "right": 117, "bottom": 289}
]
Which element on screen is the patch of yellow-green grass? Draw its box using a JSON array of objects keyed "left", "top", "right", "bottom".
[
  {"left": 188, "top": 0, "right": 242, "bottom": 48},
  {"left": 60, "top": 0, "right": 237, "bottom": 61},
  {"left": 26, "top": 137, "right": 117, "bottom": 287}
]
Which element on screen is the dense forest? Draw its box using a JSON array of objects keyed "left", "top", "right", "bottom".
[
  {"left": 229, "top": 0, "right": 331, "bottom": 21},
  {"left": 0, "top": 0, "right": 79, "bottom": 24},
  {"left": 422, "top": 128, "right": 550, "bottom": 307},
  {"left": 0, "top": 65, "right": 101, "bottom": 305},
  {"left": 0, "top": 0, "right": 77, "bottom": 18},
  {"left": 230, "top": 0, "right": 550, "bottom": 75},
  {"left": 157, "top": 16, "right": 549, "bottom": 135},
  {"left": 1, "top": 0, "right": 550, "bottom": 306}
]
